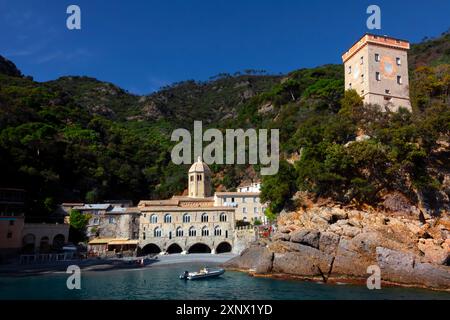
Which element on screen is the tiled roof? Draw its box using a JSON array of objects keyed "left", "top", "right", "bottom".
[
  {"left": 73, "top": 204, "right": 111, "bottom": 210},
  {"left": 188, "top": 156, "right": 211, "bottom": 173}
]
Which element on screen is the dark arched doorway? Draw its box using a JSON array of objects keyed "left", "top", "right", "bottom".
[
  {"left": 216, "top": 242, "right": 232, "bottom": 254},
  {"left": 141, "top": 243, "right": 161, "bottom": 255},
  {"left": 188, "top": 243, "right": 211, "bottom": 254},
  {"left": 22, "top": 234, "right": 36, "bottom": 253},
  {"left": 53, "top": 234, "right": 65, "bottom": 250},
  {"left": 167, "top": 243, "right": 183, "bottom": 254}
]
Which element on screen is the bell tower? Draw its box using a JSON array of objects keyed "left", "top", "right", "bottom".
[
  {"left": 188, "top": 157, "right": 212, "bottom": 198},
  {"left": 342, "top": 34, "right": 411, "bottom": 112}
]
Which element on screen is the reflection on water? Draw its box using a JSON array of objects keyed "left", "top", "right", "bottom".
[{"left": 0, "top": 263, "right": 449, "bottom": 300}]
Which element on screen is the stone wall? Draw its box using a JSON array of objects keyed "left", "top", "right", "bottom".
[
  {"left": 233, "top": 226, "right": 257, "bottom": 254},
  {"left": 21, "top": 223, "right": 69, "bottom": 252},
  {"left": 92, "top": 213, "right": 139, "bottom": 239}
]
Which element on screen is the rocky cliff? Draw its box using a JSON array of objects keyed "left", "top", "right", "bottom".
[
  {"left": 223, "top": 195, "right": 450, "bottom": 291},
  {"left": 0, "top": 56, "right": 22, "bottom": 77}
]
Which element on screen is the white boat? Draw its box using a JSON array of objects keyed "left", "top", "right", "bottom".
[{"left": 179, "top": 267, "right": 225, "bottom": 280}]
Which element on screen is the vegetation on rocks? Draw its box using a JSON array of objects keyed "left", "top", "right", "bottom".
[{"left": 0, "top": 30, "right": 449, "bottom": 222}]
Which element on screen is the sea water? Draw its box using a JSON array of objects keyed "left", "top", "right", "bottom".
[{"left": 0, "top": 263, "right": 449, "bottom": 300}]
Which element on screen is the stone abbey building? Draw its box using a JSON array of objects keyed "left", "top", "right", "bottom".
[
  {"left": 342, "top": 34, "right": 412, "bottom": 111},
  {"left": 137, "top": 157, "right": 257, "bottom": 255},
  {"left": 81, "top": 158, "right": 262, "bottom": 256}
]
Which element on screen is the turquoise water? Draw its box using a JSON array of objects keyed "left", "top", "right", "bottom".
[{"left": 0, "top": 263, "right": 449, "bottom": 300}]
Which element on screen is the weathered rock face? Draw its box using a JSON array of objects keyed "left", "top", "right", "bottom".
[
  {"left": 272, "top": 232, "right": 291, "bottom": 242},
  {"left": 222, "top": 244, "right": 272, "bottom": 271},
  {"left": 272, "top": 246, "right": 333, "bottom": 277},
  {"left": 417, "top": 239, "right": 449, "bottom": 265},
  {"left": 224, "top": 203, "right": 450, "bottom": 290},
  {"left": 254, "top": 248, "right": 274, "bottom": 274},
  {"left": 289, "top": 229, "right": 320, "bottom": 249},
  {"left": 376, "top": 247, "right": 450, "bottom": 289},
  {"left": 332, "top": 237, "right": 375, "bottom": 277},
  {"left": 381, "top": 192, "right": 421, "bottom": 217},
  {"left": 319, "top": 232, "right": 340, "bottom": 255}
]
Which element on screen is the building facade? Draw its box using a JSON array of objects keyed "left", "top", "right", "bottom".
[
  {"left": 0, "top": 215, "right": 25, "bottom": 260},
  {"left": 0, "top": 189, "right": 26, "bottom": 260},
  {"left": 138, "top": 158, "right": 240, "bottom": 255},
  {"left": 237, "top": 182, "right": 261, "bottom": 193},
  {"left": 138, "top": 199, "right": 235, "bottom": 255},
  {"left": 214, "top": 191, "right": 267, "bottom": 224},
  {"left": 342, "top": 34, "right": 411, "bottom": 112},
  {"left": 61, "top": 160, "right": 263, "bottom": 256},
  {"left": 21, "top": 223, "right": 69, "bottom": 254},
  {"left": 70, "top": 203, "right": 140, "bottom": 256},
  {"left": 70, "top": 202, "right": 137, "bottom": 241}
]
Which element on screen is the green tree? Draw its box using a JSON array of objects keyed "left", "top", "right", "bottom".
[
  {"left": 264, "top": 207, "right": 277, "bottom": 223},
  {"left": 260, "top": 160, "right": 297, "bottom": 213},
  {"left": 339, "top": 89, "right": 363, "bottom": 119},
  {"left": 69, "top": 209, "right": 91, "bottom": 243}
]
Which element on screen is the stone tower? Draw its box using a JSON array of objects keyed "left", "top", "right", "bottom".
[
  {"left": 342, "top": 34, "right": 411, "bottom": 112},
  {"left": 188, "top": 157, "right": 212, "bottom": 198}
]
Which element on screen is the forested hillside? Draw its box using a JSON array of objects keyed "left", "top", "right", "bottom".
[{"left": 0, "top": 30, "right": 449, "bottom": 220}]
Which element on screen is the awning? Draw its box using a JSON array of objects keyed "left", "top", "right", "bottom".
[
  {"left": 88, "top": 238, "right": 137, "bottom": 245},
  {"left": 108, "top": 240, "right": 139, "bottom": 245},
  {"left": 88, "top": 238, "right": 125, "bottom": 245}
]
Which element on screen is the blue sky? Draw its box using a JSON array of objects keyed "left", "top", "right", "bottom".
[{"left": 1, "top": 0, "right": 449, "bottom": 94}]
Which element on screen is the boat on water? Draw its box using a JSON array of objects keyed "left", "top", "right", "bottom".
[{"left": 179, "top": 267, "right": 225, "bottom": 280}]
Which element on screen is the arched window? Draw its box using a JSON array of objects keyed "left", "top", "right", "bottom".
[
  {"left": 154, "top": 227, "right": 162, "bottom": 237},
  {"left": 220, "top": 213, "right": 227, "bottom": 222},
  {"left": 176, "top": 227, "right": 183, "bottom": 237},
  {"left": 150, "top": 214, "right": 158, "bottom": 224},
  {"left": 202, "top": 226, "right": 209, "bottom": 236},
  {"left": 201, "top": 213, "right": 208, "bottom": 223},
  {"left": 214, "top": 226, "right": 222, "bottom": 236},
  {"left": 189, "top": 227, "right": 196, "bottom": 237},
  {"left": 183, "top": 214, "right": 191, "bottom": 223},
  {"left": 164, "top": 214, "right": 172, "bottom": 223}
]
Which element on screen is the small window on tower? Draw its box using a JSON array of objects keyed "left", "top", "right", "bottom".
[
  {"left": 396, "top": 57, "right": 401, "bottom": 66},
  {"left": 190, "top": 176, "right": 193, "bottom": 182},
  {"left": 375, "top": 54, "right": 380, "bottom": 62},
  {"left": 385, "top": 89, "right": 391, "bottom": 94},
  {"left": 348, "top": 66, "right": 352, "bottom": 74},
  {"left": 360, "top": 56, "right": 364, "bottom": 65},
  {"left": 376, "top": 72, "right": 381, "bottom": 81},
  {"left": 397, "top": 76, "right": 403, "bottom": 85},
  {"left": 349, "top": 83, "right": 352, "bottom": 89},
  {"left": 361, "top": 74, "right": 364, "bottom": 83}
]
